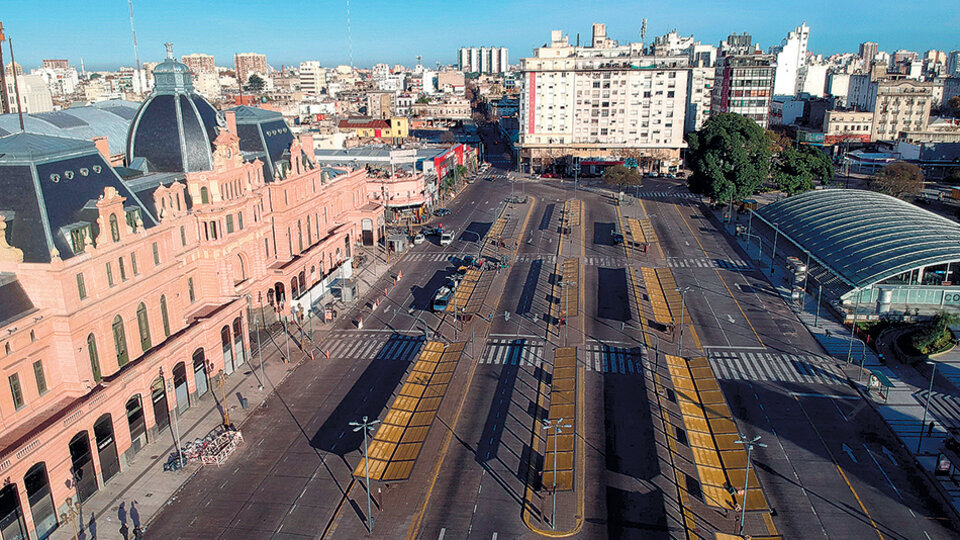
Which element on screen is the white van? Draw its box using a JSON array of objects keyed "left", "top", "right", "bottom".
[{"left": 440, "top": 232, "right": 454, "bottom": 246}]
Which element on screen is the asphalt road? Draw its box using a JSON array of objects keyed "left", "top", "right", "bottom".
[{"left": 148, "top": 155, "right": 960, "bottom": 539}]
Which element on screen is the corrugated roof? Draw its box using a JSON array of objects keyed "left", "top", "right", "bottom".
[
  {"left": 229, "top": 105, "right": 283, "bottom": 122},
  {"left": 0, "top": 132, "right": 94, "bottom": 162},
  {"left": 0, "top": 100, "right": 141, "bottom": 156},
  {"left": 755, "top": 189, "right": 960, "bottom": 288}
]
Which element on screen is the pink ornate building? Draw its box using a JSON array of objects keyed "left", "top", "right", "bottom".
[{"left": 0, "top": 45, "right": 382, "bottom": 539}]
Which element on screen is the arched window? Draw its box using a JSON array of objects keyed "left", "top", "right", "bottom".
[
  {"left": 87, "top": 333, "right": 101, "bottom": 382},
  {"left": 109, "top": 213, "right": 120, "bottom": 242},
  {"left": 136, "top": 303, "right": 151, "bottom": 351},
  {"left": 160, "top": 295, "right": 171, "bottom": 338},
  {"left": 112, "top": 315, "right": 129, "bottom": 367},
  {"left": 200, "top": 186, "right": 209, "bottom": 204}
]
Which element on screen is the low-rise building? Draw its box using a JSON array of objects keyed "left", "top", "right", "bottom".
[
  {"left": 337, "top": 117, "right": 409, "bottom": 143},
  {"left": 822, "top": 109, "right": 873, "bottom": 145}
]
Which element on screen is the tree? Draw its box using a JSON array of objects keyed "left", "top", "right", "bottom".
[
  {"left": 247, "top": 74, "right": 265, "bottom": 93},
  {"left": 948, "top": 96, "right": 960, "bottom": 119},
  {"left": 686, "top": 113, "right": 773, "bottom": 203},
  {"left": 602, "top": 165, "right": 643, "bottom": 190},
  {"left": 872, "top": 161, "right": 924, "bottom": 199},
  {"left": 948, "top": 167, "right": 960, "bottom": 184},
  {"left": 416, "top": 94, "right": 431, "bottom": 104},
  {"left": 772, "top": 146, "right": 834, "bottom": 194}
]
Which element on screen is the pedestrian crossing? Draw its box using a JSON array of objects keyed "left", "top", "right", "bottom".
[
  {"left": 584, "top": 344, "right": 644, "bottom": 374},
  {"left": 636, "top": 191, "right": 699, "bottom": 199},
  {"left": 402, "top": 252, "right": 468, "bottom": 262},
  {"left": 708, "top": 351, "right": 848, "bottom": 385},
  {"left": 479, "top": 339, "right": 644, "bottom": 374},
  {"left": 665, "top": 257, "right": 750, "bottom": 270},
  {"left": 915, "top": 389, "right": 960, "bottom": 431},
  {"left": 323, "top": 332, "right": 424, "bottom": 361},
  {"left": 480, "top": 338, "right": 546, "bottom": 367}
]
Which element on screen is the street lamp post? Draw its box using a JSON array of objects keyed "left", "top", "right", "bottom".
[
  {"left": 770, "top": 222, "right": 779, "bottom": 275},
  {"left": 59, "top": 497, "right": 80, "bottom": 540},
  {"left": 559, "top": 279, "right": 577, "bottom": 347},
  {"left": 350, "top": 416, "right": 381, "bottom": 533},
  {"left": 676, "top": 287, "right": 691, "bottom": 354},
  {"left": 542, "top": 418, "right": 572, "bottom": 530},
  {"left": 253, "top": 315, "right": 264, "bottom": 391},
  {"left": 162, "top": 371, "right": 184, "bottom": 468},
  {"left": 846, "top": 290, "right": 863, "bottom": 365},
  {"left": 733, "top": 434, "right": 767, "bottom": 536},
  {"left": 918, "top": 361, "right": 938, "bottom": 454}
]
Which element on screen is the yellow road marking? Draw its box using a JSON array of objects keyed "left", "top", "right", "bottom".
[
  {"left": 672, "top": 204, "right": 763, "bottom": 348},
  {"left": 794, "top": 395, "right": 885, "bottom": 540},
  {"left": 637, "top": 197, "right": 664, "bottom": 258},
  {"left": 407, "top": 197, "right": 538, "bottom": 540}
]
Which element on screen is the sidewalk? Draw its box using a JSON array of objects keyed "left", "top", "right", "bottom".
[
  {"left": 721, "top": 210, "right": 960, "bottom": 515},
  {"left": 49, "top": 248, "right": 396, "bottom": 540}
]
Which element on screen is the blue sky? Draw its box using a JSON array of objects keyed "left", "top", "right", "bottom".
[{"left": 3, "top": 0, "right": 959, "bottom": 71}]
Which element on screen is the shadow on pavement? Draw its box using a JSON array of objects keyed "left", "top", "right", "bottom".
[
  {"left": 597, "top": 268, "right": 631, "bottom": 322},
  {"left": 311, "top": 334, "right": 424, "bottom": 455}
]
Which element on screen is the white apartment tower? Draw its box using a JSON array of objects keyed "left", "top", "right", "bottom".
[
  {"left": 299, "top": 61, "right": 327, "bottom": 97},
  {"left": 457, "top": 46, "right": 509, "bottom": 74},
  {"left": 519, "top": 25, "right": 689, "bottom": 171},
  {"left": 772, "top": 23, "right": 810, "bottom": 96}
]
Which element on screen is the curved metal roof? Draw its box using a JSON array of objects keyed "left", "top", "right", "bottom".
[
  {"left": 755, "top": 189, "right": 960, "bottom": 288},
  {"left": 0, "top": 100, "right": 141, "bottom": 156}
]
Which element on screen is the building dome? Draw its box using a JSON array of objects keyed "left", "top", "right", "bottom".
[{"left": 126, "top": 43, "right": 221, "bottom": 172}]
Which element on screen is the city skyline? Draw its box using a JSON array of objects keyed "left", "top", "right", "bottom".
[{"left": 2, "top": 0, "right": 959, "bottom": 71}]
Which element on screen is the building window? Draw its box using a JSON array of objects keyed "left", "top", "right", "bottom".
[
  {"left": 125, "top": 208, "right": 141, "bottom": 233},
  {"left": 69, "top": 225, "right": 89, "bottom": 253},
  {"left": 264, "top": 238, "right": 270, "bottom": 258},
  {"left": 226, "top": 215, "right": 234, "bottom": 234},
  {"left": 109, "top": 214, "right": 120, "bottom": 242},
  {"left": 238, "top": 212, "right": 244, "bottom": 230},
  {"left": 118, "top": 257, "right": 127, "bottom": 281},
  {"left": 33, "top": 360, "right": 47, "bottom": 395},
  {"left": 87, "top": 333, "right": 101, "bottom": 382},
  {"left": 9, "top": 373, "right": 24, "bottom": 410},
  {"left": 188, "top": 277, "right": 195, "bottom": 303},
  {"left": 200, "top": 187, "right": 209, "bottom": 204},
  {"left": 152, "top": 242, "right": 160, "bottom": 265},
  {"left": 76, "top": 273, "right": 87, "bottom": 300},
  {"left": 180, "top": 226, "right": 187, "bottom": 247},
  {"left": 106, "top": 262, "right": 115, "bottom": 287},
  {"left": 136, "top": 303, "right": 151, "bottom": 351},
  {"left": 160, "top": 295, "right": 171, "bottom": 337},
  {"left": 113, "top": 315, "right": 129, "bottom": 367},
  {"left": 131, "top": 252, "right": 138, "bottom": 275}
]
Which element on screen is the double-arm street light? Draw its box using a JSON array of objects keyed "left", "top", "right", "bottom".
[
  {"left": 542, "top": 418, "right": 572, "bottom": 530},
  {"left": 350, "top": 416, "right": 381, "bottom": 533},
  {"left": 733, "top": 434, "right": 767, "bottom": 536}
]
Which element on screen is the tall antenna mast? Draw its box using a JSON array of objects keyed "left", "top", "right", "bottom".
[
  {"left": 641, "top": 19, "right": 647, "bottom": 43},
  {"left": 346, "top": 0, "right": 354, "bottom": 69},
  {"left": 0, "top": 23, "right": 9, "bottom": 115},
  {"left": 128, "top": 0, "right": 143, "bottom": 93},
  {"left": 9, "top": 38, "right": 23, "bottom": 131}
]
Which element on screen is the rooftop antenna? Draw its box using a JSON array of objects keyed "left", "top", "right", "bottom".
[
  {"left": 641, "top": 18, "right": 647, "bottom": 43},
  {"left": 8, "top": 37, "right": 23, "bottom": 130},
  {"left": 128, "top": 0, "right": 143, "bottom": 94},
  {"left": 416, "top": 55, "right": 422, "bottom": 67},
  {"left": 0, "top": 22, "right": 9, "bottom": 115},
  {"left": 236, "top": 53, "right": 244, "bottom": 104},
  {"left": 346, "top": 0, "right": 354, "bottom": 69},
  {"left": 435, "top": 61, "right": 440, "bottom": 71}
]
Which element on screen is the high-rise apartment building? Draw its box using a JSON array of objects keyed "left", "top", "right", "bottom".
[
  {"left": 848, "top": 74, "right": 934, "bottom": 140},
  {"left": 234, "top": 52, "right": 267, "bottom": 86},
  {"left": 458, "top": 46, "right": 509, "bottom": 74},
  {"left": 298, "top": 61, "right": 327, "bottom": 97},
  {"left": 946, "top": 51, "right": 960, "bottom": 78},
  {"left": 41, "top": 59, "right": 69, "bottom": 70},
  {"left": 519, "top": 25, "right": 689, "bottom": 172},
  {"left": 860, "top": 41, "right": 879, "bottom": 69},
  {"left": 772, "top": 23, "right": 810, "bottom": 96},
  {"left": 712, "top": 43, "right": 776, "bottom": 128},
  {"left": 181, "top": 53, "right": 215, "bottom": 74},
  {"left": 685, "top": 66, "right": 715, "bottom": 132}
]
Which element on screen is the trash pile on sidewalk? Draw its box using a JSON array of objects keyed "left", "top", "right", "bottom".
[{"left": 163, "top": 425, "right": 244, "bottom": 471}]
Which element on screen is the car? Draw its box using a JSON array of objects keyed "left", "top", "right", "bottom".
[
  {"left": 413, "top": 233, "right": 425, "bottom": 245},
  {"left": 611, "top": 232, "right": 624, "bottom": 245},
  {"left": 440, "top": 232, "right": 454, "bottom": 246},
  {"left": 433, "top": 208, "right": 451, "bottom": 217}
]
